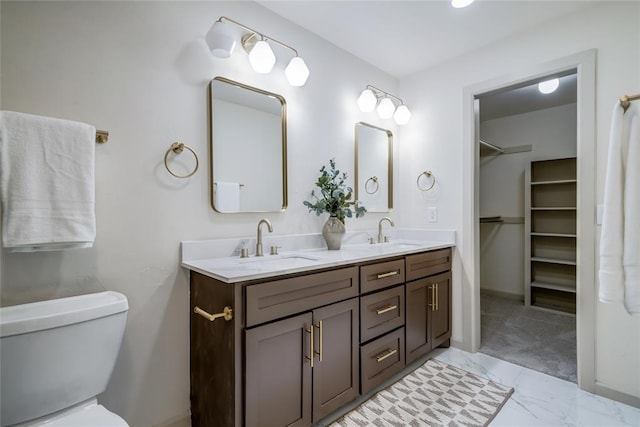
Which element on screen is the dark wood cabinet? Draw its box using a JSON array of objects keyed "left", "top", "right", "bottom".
[
  {"left": 405, "top": 249, "right": 452, "bottom": 365},
  {"left": 246, "top": 298, "right": 359, "bottom": 425},
  {"left": 189, "top": 246, "right": 452, "bottom": 427},
  {"left": 245, "top": 313, "right": 312, "bottom": 427},
  {"left": 311, "top": 298, "right": 359, "bottom": 422}
]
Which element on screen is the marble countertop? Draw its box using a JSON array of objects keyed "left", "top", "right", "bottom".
[{"left": 182, "top": 239, "right": 454, "bottom": 284}]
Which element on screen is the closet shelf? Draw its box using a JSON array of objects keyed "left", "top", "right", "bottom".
[
  {"left": 531, "top": 281, "right": 576, "bottom": 294},
  {"left": 525, "top": 157, "right": 577, "bottom": 314},
  {"left": 531, "top": 179, "right": 577, "bottom": 185},
  {"left": 531, "top": 232, "right": 577, "bottom": 238},
  {"left": 531, "top": 257, "right": 577, "bottom": 266}
]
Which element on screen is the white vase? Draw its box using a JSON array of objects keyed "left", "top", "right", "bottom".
[{"left": 322, "top": 216, "right": 345, "bottom": 250}]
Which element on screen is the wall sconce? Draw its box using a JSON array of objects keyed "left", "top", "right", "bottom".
[
  {"left": 357, "top": 85, "right": 411, "bottom": 125},
  {"left": 205, "top": 16, "right": 310, "bottom": 87}
]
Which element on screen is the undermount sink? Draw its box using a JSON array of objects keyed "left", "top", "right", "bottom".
[
  {"left": 381, "top": 242, "right": 422, "bottom": 248},
  {"left": 238, "top": 254, "right": 321, "bottom": 270}
]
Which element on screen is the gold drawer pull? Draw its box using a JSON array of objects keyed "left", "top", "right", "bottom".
[
  {"left": 194, "top": 306, "right": 233, "bottom": 322},
  {"left": 375, "top": 348, "right": 398, "bottom": 363},
  {"left": 376, "top": 304, "right": 398, "bottom": 315},
  {"left": 377, "top": 271, "right": 398, "bottom": 279}
]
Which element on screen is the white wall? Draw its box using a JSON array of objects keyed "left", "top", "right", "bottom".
[
  {"left": 479, "top": 104, "right": 577, "bottom": 296},
  {"left": 0, "top": 2, "right": 398, "bottom": 426},
  {"left": 399, "top": 1, "right": 639, "bottom": 399}
]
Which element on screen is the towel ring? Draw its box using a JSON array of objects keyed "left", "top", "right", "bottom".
[
  {"left": 365, "top": 176, "right": 379, "bottom": 194},
  {"left": 417, "top": 170, "right": 436, "bottom": 192},
  {"left": 164, "top": 142, "right": 199, "bottom": 178}
]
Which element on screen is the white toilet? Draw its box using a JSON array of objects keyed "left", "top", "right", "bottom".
[{"left": 0, "top": 291, "right": 129, "bottom": 427}]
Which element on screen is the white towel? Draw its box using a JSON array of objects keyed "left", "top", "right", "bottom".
[
  {"left": 0, "top": 111, "right": 96, "bottom": 252},
  {"left": 214, "top": 181, "right": 240, "bottom": 211},
  {"left": 599, "top": 102, "right": 640, "bottom": 315}
]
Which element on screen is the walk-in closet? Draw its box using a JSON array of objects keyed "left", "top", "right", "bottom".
[{"left": 477, "top": 73, "right": 578, "bottom": 382}]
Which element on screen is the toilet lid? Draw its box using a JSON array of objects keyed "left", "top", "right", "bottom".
[{"left": 42, "top": 404, "right": 128, "bottom": 427}]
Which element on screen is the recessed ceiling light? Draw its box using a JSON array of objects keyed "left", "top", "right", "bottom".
[
  {"left": 538, "top": 78, "right": 560, "bottom": 94},
  {"left": 452, "top": 0, "right": 475, "bottom": 8}
]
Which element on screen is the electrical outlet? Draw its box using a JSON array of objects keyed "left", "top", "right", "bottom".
[{"left": 428, "top": 207, "right": 438, "bottom": 223}]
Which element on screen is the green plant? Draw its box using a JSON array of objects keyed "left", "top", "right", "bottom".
[{"left": 303, "top": 158, "right": 366, "bottom": 223}]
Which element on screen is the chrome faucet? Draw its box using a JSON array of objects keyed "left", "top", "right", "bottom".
[
  {"left": 256, "top": 218, "right": 273, "bottom": 256},
  {"left": 378, "top": 217, "right": 395, "bottom": 243}
]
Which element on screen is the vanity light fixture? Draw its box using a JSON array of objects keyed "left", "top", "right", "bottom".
[
  {"left": 205, "top": 16, "right": 310, "bottom": 86},
  {"left": 357, "top": 85, "right": 412, "bottom": 125}
]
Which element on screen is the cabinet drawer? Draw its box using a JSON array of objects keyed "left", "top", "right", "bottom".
[
  {"left": 360, "top": 285, "right": 404, "bottom": 343},
  {"left": 406, "top": 248, "right": 451, "bottom": 282},
  {"left": 360, "top": 327, "right": 405, "bottom": 394},
  {"left": 246, "top": 266, "right": 359, "bottom": 327},
  {"left": 360, "top": 259, "right": 405, "bottom": 294}
]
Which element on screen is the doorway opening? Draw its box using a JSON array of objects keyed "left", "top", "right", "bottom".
[
  {"left": 461, "top": 49, "right": 596, "bottom": 390},
  {"left": 476, "top": 72, "right": 578, "bottom": 381}
]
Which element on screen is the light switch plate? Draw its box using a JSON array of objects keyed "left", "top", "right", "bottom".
[
  {"left": 428, "top": 207, "right": 438, "bottom": 223},
  {"left": 596, "top": 204, "right": 603, "bottom": 225}
]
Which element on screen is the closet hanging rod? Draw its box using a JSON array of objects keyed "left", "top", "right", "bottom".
[
  {"left": 479, "top": 139, "right": 504, "bottom": 153},
  {"left": 620, "top": 93, "right": 640, "bottom": 113}
]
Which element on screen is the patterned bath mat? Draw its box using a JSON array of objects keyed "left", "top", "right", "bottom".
[{"left": 331, "top": 358, "right": 514, "bottom": 427}]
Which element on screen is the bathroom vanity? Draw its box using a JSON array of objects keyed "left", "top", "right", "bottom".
[{"left": 183, "top": 240, "right": 452, "bottom": 427}]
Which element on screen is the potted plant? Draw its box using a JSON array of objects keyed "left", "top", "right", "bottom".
[{"left": 303, "top": 158, "right": 366, "bottom": 250}]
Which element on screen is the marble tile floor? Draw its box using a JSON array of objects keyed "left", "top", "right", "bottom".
[{"left": 431, "top": 347, "right": 640, "bottom": 426}]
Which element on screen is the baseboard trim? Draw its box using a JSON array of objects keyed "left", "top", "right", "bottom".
[
  {"left": 153, "top": 411, "right": 191, "bottom": 427},
  {"left": 480, "top": 289, "right": 524, "bottom": 302},
  {"left": 594, "top": 383, "right": 640, "bottom": 409},
  {"left": 450, "top": 337, "right": 469, "bottom": 352}
]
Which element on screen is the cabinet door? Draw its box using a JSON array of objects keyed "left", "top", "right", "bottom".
[
  {"left": 430, "top": 271, "right": 452, "bottom": 348},
  {"left": 312, "top": 298, "right": 359, "bottom": 422},
  {"left": 405, "top": 278, "right": 431, "bottom": 365},
  {"left": 245, "top": 313, "right": 312, "bottom": 427}
]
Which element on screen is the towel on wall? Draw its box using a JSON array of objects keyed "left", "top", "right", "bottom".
[
  {"left": 0, "top": 111, "right": 96, "bottom": 252},
  {"left": 599, "top": 102, "right": 640, "bottom": 315},
  {"left": 214, "top": 181, "right": 240, "bottom": 211}
]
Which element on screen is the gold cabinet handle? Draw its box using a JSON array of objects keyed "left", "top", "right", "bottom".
[
  {"left": 194, "top": 306, "right": 233, "bottom": 322},
  {"left": 377, "top": 271, "right": 398, "bottom": 279},
  {"left": 314, "top": 321, "right": 323, "bottom": 362},
  {"left": 375, "top": 348, "right": 398, "bottom": 363},
  {"left": 306, "top": 326, "right": 314, "bottom": 368},
  {"left": 428, "top": 285, "right": 436, "bottom": 311},
  {"left": 375, "top": 304, "right": 398, "bottom": 315},
  {"left": 435, "top": 283, "right": 439, "bottom": 311}
]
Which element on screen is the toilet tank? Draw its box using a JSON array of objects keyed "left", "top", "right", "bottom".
[{"left": 0, "top": 291, "right": 128, "bottom": 427}]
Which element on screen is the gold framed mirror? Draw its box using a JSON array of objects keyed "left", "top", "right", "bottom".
[
  {"left": 210, "top": 77, "right": 287, "bottom": 213},
  {"left": 354, "top": 122, "right": 393, "bottom": 212}
]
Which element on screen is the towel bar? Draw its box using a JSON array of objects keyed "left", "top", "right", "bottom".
[{"left": 95, "top": 130, "right": 109, "bottom": 143}]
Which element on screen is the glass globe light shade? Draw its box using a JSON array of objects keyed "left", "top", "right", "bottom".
[
  {"left": 205, "top": 21, "right": 236, "bottom": 58},
  {"left": 285, "top": 57, "right": 310, "bottom": 86},
  {"left": 393, "top": 105, "right": 412, "bottom": 125},
  {"left": 248, "top": 40, "right": 276, "bottom": 74},
  {"left": 538, "top": 78, "right": 560, "bottom": 94},
  {"left": 357, "top": 89, "right": 377, "bottom": 112},
  {"left": 376, "top": 97, "right": 396, "bottom": 119}
]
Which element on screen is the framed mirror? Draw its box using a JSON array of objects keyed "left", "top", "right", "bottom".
[
  {"left": 354, "top": 122, "right": 393, "bottom": 212},
  {"left": 210, "top": 77, "right": 287, "bottom": 213}
]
